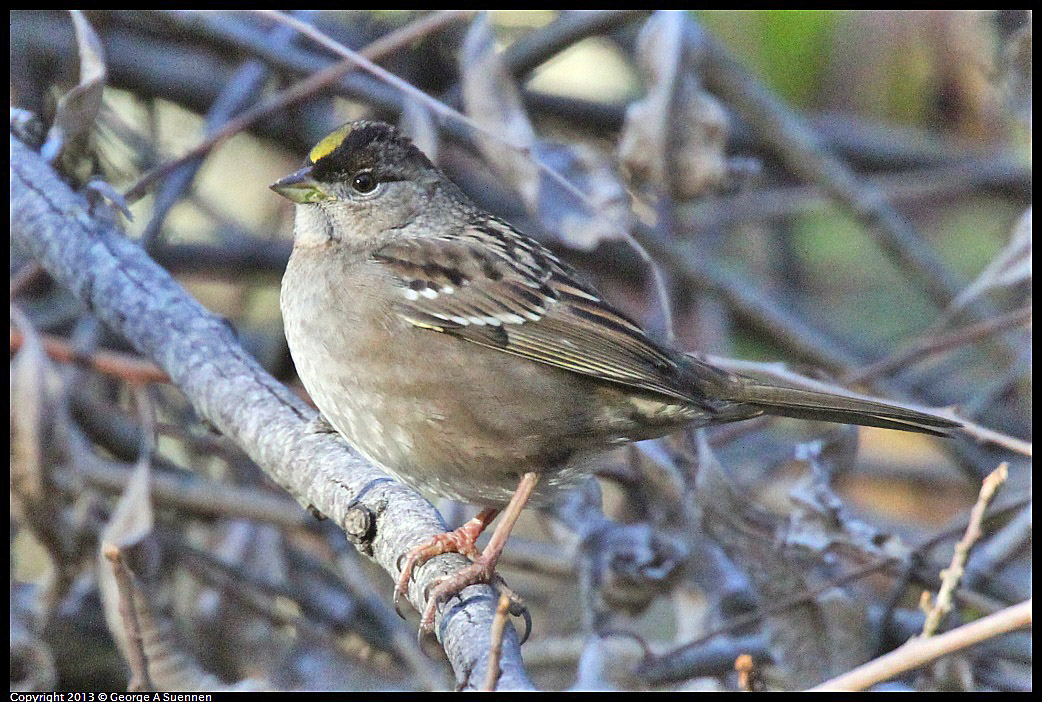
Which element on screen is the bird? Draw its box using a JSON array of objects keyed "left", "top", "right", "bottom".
[{"left": 271, "top": 120, "right": 959, "bottom": 635}]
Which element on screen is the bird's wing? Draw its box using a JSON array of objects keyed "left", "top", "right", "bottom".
[
  {"left": 372, "top": 219, "right": 699, "bottom": 403},
  {"left": 371, "top": 220, "right": 960, "bottom": 437}
]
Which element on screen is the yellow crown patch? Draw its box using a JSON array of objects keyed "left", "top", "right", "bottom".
[{"left": 308, "top": 124, "right": 354, "bottom": 163}]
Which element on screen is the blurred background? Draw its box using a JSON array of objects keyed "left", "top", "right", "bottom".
[{"left": 10, "top": 10, "right": 1032, "bottom": 692}]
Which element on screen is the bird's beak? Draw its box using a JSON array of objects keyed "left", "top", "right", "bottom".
[{"left": 270, "top": 165, "right": 325, "bottom": 204}]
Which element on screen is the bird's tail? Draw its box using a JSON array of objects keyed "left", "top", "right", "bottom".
[
  {"left": 721, "top": 377, "right": 959, "bottom": 437},
  {"left": 691, "top": 360, "right": 958, "bottom": 431}
]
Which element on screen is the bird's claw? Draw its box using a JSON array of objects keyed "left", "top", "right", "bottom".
[
  {"left": 496, "top": 581, "right": 532, "bottom": 645},
  {"left": 418, "top": 566, "right": 531, "bottom": 645},
  {"left": 393, "top": 526, "right": 485, "bottom": 623}
]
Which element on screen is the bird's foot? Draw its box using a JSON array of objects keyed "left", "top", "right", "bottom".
[
  {"left": 394, "top": 508, "right": 498, "bottom": 617},
  {"left": 419, "top": 552, "right": 530, "bottom": 644}
]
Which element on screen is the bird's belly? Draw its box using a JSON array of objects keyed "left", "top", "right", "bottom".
[{"left": 287, "top": 309, "right": 601, "bottom": 506}]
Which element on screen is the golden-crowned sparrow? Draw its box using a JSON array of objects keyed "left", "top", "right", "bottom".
[{"left": 272, "top": 120, "right": 958, "bottom": 633}]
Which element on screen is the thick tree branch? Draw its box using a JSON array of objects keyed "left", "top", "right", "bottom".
[{"left": 10, "top": 135, "right": 535, "bottom": 691}]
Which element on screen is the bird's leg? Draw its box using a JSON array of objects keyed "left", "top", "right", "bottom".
[
  {"left": 394, "top": 506, "right": 500, "bottom": 613},
  {"left": 419, "top": 472, "right": 541, "bottom": 635}
]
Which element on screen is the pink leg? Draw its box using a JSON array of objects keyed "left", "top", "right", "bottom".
[{"left": 419, "top": 472, "right": 540, "bottom": 633}]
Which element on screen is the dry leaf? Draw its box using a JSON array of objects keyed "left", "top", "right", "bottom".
[
  {"left": 618, "top": 11, "right": 730, "bottom": 198},
  {"left": 98, "top": 455, "right": 268, "bottom": 691},
  {"left": 461, "top": 13, "right": 632, "bottom": 250},
  {"left": 41, "top": 11, "right": 107, "bottom": 179},
  {"left": 10, "top": 308, "right": 70, "bottom": 551}
]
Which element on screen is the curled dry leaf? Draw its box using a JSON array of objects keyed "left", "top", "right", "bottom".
[
  {"left": 10, "top": 308, "right": 82, "bottom": 620},
  {"left": 11, "top": 318, "right": 57, "bottom": 505},
  {"left": 461, "top": 13, "right": 632, "bottom": 251},
  {"left": 85, "top": 177, "right": 134, "bottom": 220},
  {"left": 786, "top": 438, "right": 911, "bottom": 564},
  {"left": 588, "top": 522, "right": 686, "bottom": 617},
  {"left": 618, "top": 11, "right": 730, "bottom": 199},
  {"left": 460, "top": 14, "right": 538, "bottom": 196},
  {"left": 41, "top": 11, "right": 107, "bottom": 180},
  {"left": 99, "top": 453, "right": 156, "bottom": 564},
  {"left": 531, "top": 140, "right": 634, "bottom": 250},
  {"left": 10, "top": 308, "right": 70, "bottom": 543}
]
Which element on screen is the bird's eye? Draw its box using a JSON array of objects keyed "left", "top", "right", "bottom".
[{"left": 351, "top": 171, "right": 377, "bottom": 194}]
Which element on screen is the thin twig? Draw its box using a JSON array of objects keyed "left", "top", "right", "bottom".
[
  {"left": 255, "top": 10, "right": 523, "bottom": 149},
  {"left": 10, "top": 328, "right": 170, "bottom": 384},
  {"left": 698, "top": 22, "right": 966, "bottom": 310},
  {"left": 809, "top": 599, "right": 1031, "bottom": 692},
  {"left": 103, "top": 546, "right": 155, "bottom": 692},
  {"left": 682, "top": 158, "right": 1031, "bottom": 231},
  {"left": 139, "top": 12, "right": 311, "bottom": 250},
  {"left": 938, "top": 411, "right": 1032, "bottom": 458},
  {"left": 167, "top": 539, "right": 358, "bottom": 648},
  {"left": 60, "top": 455, "right": 307, "bottom": 527},
  {"left": 734, "top": 653, "right": 764, "bottom": 692},
  {"left": 638, "top": 556, "right": 898, "bottom": 677},
  {"left": 845, "top": 307, "right": 1031, "bottom": 384},
  {"left": 482, "top": 593, "right": 513, "bottom": 691},
  {"left": 640, "top": 490, "right": 1030, "bottom": 680},
  {"left": 920, "top": 464, "right": 1009, "bottom": 638},
  {"left": 124, "top": 10, "right": 473, "bottom": 202}
]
